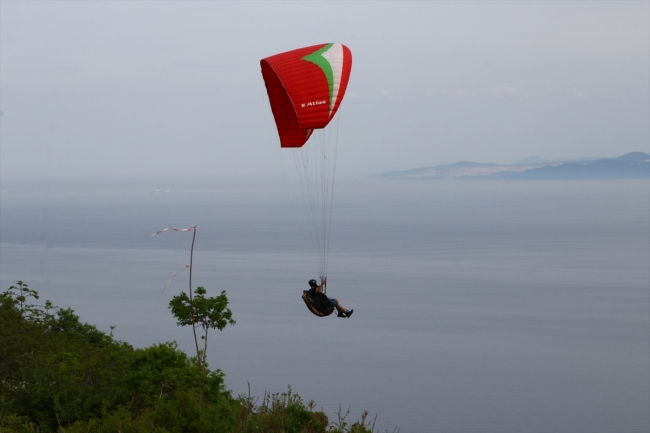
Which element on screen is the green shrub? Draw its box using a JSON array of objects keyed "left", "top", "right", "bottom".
[{"left": 0, "top": 283, "right": 380, "bottom": 433}]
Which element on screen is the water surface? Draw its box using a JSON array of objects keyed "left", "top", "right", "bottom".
[{"left": 1, "top": 179, "right": 648, "bottom": 433}]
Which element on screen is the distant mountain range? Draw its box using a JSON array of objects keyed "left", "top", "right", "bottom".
[{"left": 372, "top": 152, "right": 650, "bottom": 181}]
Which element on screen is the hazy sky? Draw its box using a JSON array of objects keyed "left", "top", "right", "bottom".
[{"left": 1, "top": 1, "right": 648, "bottom": 180}]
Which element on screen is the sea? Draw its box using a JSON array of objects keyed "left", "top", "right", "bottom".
[{"left": 1, "top": 178, "right": 648, "bottom": 433}]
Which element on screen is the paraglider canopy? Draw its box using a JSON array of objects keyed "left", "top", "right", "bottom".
[{"left": 260, "top": 43, "right": 352, "bottom": 148}]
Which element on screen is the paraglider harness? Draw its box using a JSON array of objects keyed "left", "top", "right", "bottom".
[{"left": 302, "top": 279, "right": 334, "bottom": 317}]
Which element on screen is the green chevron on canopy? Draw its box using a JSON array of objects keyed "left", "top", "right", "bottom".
[{"left": 302, "top": 43, "right": 345, "bottom": 115}]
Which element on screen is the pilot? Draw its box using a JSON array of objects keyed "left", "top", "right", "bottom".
[{"left": 308, "top": 277, "right": 353, "bottom": 318}]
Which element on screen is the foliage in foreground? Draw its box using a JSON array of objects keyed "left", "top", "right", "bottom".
[
  {"left": 0, "top": 282, "right": 377, "bottom": 433},
  {"left": 169, "top": 286, "right": 236, "bottom": 367}
]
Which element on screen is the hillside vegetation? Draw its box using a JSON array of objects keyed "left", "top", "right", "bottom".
[{"left": 0, "top": 282, "right": 378, "bottom": 433}]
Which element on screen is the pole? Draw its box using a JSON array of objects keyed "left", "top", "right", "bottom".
[{"left": 188, "top": 226, "right": 201, "bottom": 371}]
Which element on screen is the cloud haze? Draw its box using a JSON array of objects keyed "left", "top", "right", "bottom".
[{"left": 1, "top": 1, "right": 648, "bottom": 180}]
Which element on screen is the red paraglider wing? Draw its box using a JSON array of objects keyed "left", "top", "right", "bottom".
[{"left": 261, "top": 43, "right": 352, "bottom": 148}]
